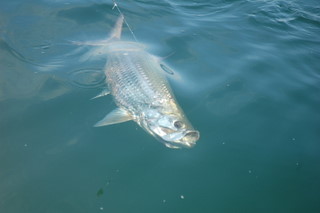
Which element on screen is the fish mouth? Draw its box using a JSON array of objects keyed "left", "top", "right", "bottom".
[{"left": 160, "top": 130, "right": 200, "bottom": 149}]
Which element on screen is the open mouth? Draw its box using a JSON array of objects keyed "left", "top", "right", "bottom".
[
  {"left": 161, "top": 130, "right": 200, "bottom": 149},
  {"left": 184, "top": 131, "right": 200, "bottom": 143}
]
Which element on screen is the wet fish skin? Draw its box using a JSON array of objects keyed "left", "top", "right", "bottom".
[{"left": 93, "top": 16, "right": 199, "bottom": 148}]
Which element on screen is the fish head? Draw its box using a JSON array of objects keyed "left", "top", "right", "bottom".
[{"left": 140, "top": 109, "right": 200, "bottom": 149}]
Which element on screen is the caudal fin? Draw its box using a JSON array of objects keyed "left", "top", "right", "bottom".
[{"left": 109, "top": 15, "right": 124, "bottom": 40}]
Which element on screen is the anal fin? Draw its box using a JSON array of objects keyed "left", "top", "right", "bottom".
[{"left": 91, "top": 88, "right": 110, "bottom": 100}]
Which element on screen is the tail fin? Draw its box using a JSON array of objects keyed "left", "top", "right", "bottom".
[{"left": 109, "top": 15, "right": 124, "bottom": 40}]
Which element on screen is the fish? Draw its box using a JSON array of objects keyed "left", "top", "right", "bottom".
[{"left": 87, "top": 15, "right": 199, "bottom": 148}]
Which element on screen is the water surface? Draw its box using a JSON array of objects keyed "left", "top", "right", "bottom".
[{"left": 1, "top": 0, "right": 319, "bottom": 212}]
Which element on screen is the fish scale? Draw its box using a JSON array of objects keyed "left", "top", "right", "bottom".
[
  {"left": 93, "top": 15, "right": 199, "bottom": 148},
  {"left": 106, "top": 50, "right": 173, "bottom": 115}
]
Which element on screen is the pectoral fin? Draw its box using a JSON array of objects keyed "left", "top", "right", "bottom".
[
  {"left": 91, "top": 88, "right": 110, "bottom": 100},
  {"left": 94, "top": 108, "right": 132, "bottom": 127}
]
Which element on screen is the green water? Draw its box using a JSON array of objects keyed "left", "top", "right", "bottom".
[{"left": 1, "top": 0, "right": 319, "bottom": 212}]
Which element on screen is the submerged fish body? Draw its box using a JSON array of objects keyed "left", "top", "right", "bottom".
[{"left": 92, "top": 16, "right": 199, "bottom": 148}]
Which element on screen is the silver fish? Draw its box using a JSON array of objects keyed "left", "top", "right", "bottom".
[{"left": 90, "top": 15, "right": 199, "bottom": 148}]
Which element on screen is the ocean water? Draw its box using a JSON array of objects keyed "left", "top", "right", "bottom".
[{"left": 1, "top": 0, "right": 319, "bottom": 212}]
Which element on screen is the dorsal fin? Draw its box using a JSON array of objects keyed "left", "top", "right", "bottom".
[{"left": 109, "top": 15, "right": 124, "bottom": 40}]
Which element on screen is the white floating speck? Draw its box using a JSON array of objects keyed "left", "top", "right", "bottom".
[
  {"left": 292, "top": 138, "right": 296, "bottom": 141},
  {"left": 162, "top": 199, "right": 166, "bottom": 203},
  {"left": 180, "top": 195, "right": 184, "bottom": 199},
  {"left": 99, "top": 207, "right": 104, "bottom": 211},
  {"left": 24, "top": 144, "right": 28, "bottom": 147},
  {"left": 248, "top": 170, "right": 252, "bottom": 174}
]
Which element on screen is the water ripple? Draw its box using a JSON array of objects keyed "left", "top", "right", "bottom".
[{"left": 68, "top": 68, "right": 106, "bottom": 89}]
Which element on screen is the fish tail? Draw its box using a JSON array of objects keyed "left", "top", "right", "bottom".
[
  {"left": 109, "top": 15, "right": 124, "bottom": 40},
  {"left": 111, "top": 0, "right": 138, "bottom": 42}
]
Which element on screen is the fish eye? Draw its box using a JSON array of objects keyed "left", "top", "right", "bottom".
[{"left": 173, "top": 120, "right": 183, "bottom": 129}]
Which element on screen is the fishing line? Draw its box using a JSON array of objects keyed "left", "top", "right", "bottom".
[{"left": 111, "top": 0, "right": 138, "bottom": 42}]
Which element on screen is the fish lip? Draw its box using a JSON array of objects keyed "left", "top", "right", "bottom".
[
  {"left": 140, "top": 118, "right": 199, "bottom": 149},
  {"left": 184, "top": 130, "right": 200, "bottom": 142},
  {"left": 165, "top": 141, "right": 196, "bottom": 149},
  {"left": 159, "top": 130, "right": 199, "bottom": 149}
]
